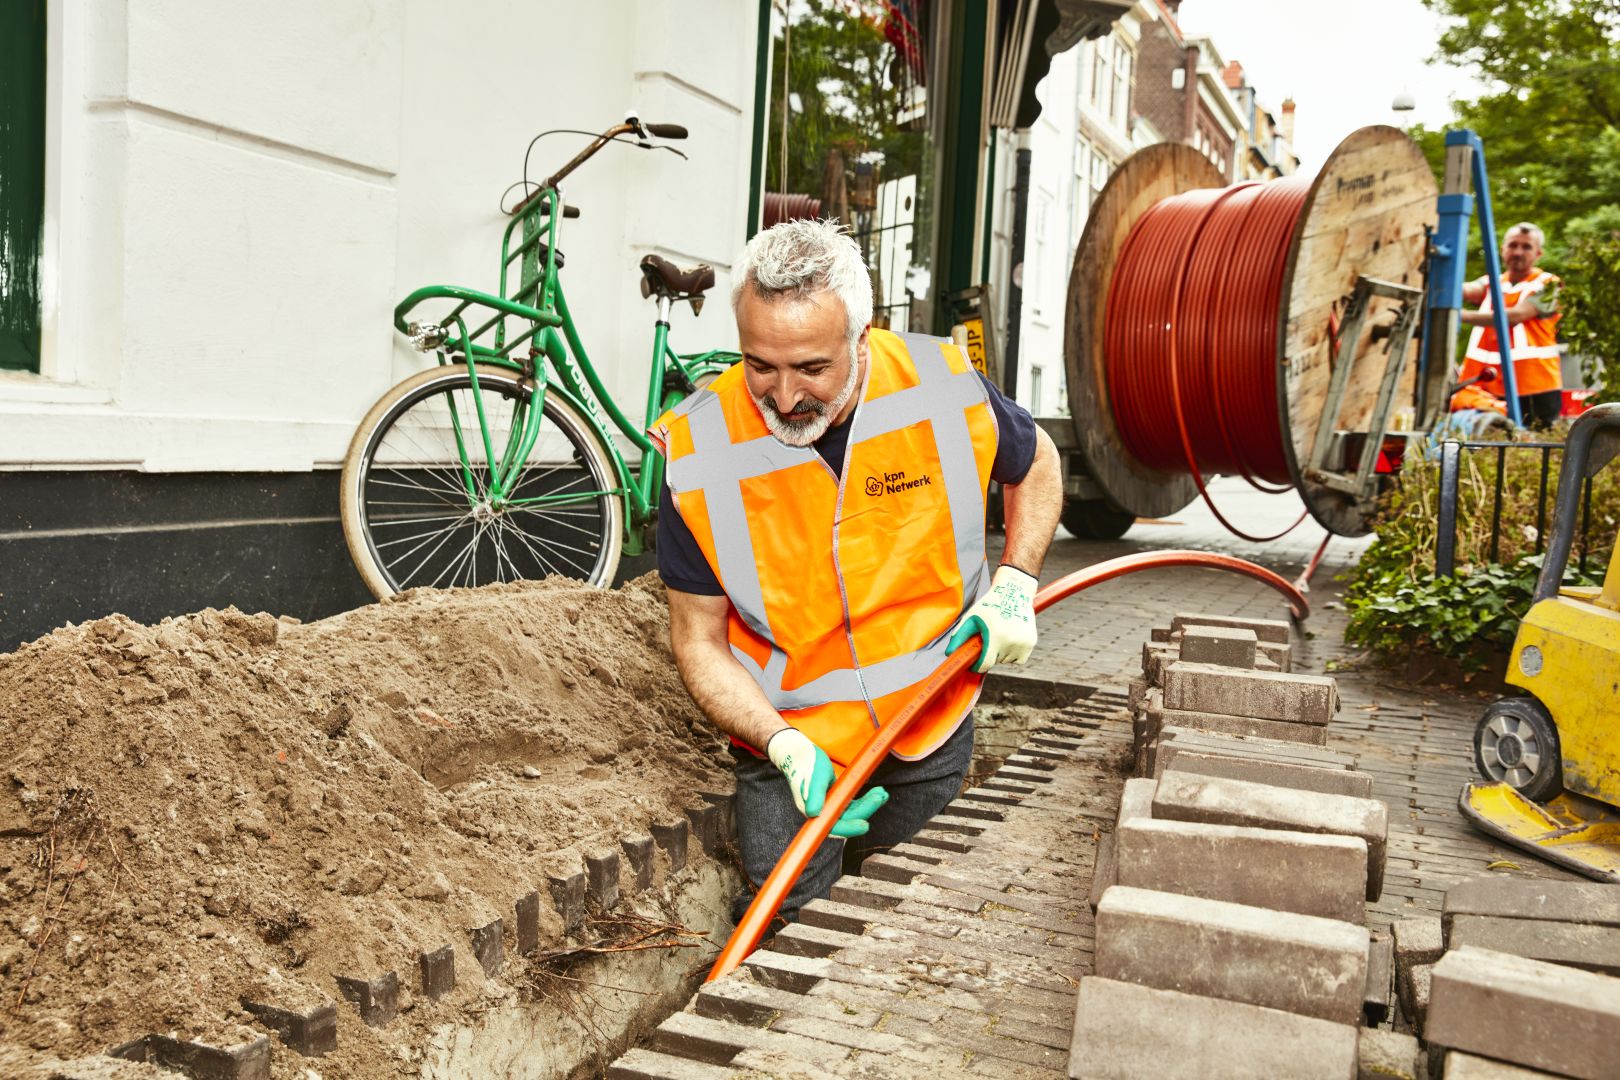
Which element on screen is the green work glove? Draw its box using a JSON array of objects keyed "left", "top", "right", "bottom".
[
  {"left": 947, "top": 564, "right": 1039, "bottom": 674},
  {"left": 765, "top": 728, "right": 889, "bottom": 838}
]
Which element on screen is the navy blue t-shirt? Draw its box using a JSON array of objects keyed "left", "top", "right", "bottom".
[{"left": 657, "top": 371, "right": 1038, "bottom": 595}]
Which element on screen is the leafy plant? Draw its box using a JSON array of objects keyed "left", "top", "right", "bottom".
[{"left": 1345, "top": 437, "right": 1618, "bottom": 667}]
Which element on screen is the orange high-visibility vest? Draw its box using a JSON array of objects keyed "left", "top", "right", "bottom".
[
  {"left": 650, "top": 328, "right": 1001, "bottom": 767},
  {"left": 1455, "top": 269, "right": 1563, "bottom": 404}
]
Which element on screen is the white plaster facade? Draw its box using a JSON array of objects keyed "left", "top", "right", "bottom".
[{"left": 1, "top": 0, "right": 760, "bottom": 471}]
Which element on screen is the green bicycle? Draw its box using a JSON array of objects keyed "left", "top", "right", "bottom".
[{"left": 340, "top": 116, "right": 737, "bottom": 598}]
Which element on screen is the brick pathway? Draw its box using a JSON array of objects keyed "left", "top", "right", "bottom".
[{"left": 610, "top": 480, "right": 1574, "bottom": 1076}]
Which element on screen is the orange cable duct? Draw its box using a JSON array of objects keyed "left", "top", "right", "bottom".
[{"left": 706, "top": 549, "right": 1310, "bottom": 981}]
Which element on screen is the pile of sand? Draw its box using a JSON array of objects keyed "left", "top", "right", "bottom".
[{"left": 0, "top": 575, "right": 729, "bottom": 1073}]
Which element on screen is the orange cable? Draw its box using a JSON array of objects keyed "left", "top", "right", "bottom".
[{"left": 706, "top": 549, "right": 1310, "bottom": 982}]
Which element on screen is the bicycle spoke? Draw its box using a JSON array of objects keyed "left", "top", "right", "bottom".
[
  {"left": 393, "top": 515, "right": 474, "bottom": 586},
  {"left": 501, "top": 518, "right": 564, "bottom": 578},
  {"left": 431, "top": 528, "right": 482, "bottom": 590}
]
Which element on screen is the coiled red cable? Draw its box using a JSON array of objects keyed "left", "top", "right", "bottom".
[{"left": 1105, "top": 178, "right": 1314, "bottom": 541}]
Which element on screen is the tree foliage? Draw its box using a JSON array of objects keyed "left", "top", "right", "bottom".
[{"left": 1418, "top": 1, "right": 1620, "bottom": 390}]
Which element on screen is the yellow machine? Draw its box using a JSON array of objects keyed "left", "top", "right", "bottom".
[{"left": 1461, "top": 404, "right": 1620, "bottom": 882}]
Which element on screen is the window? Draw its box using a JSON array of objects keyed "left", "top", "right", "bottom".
[
  {"left": 1030, "top": 192, "right": 1052, "bottom": 317},
  {"left": 1071, "top": 138, "right": 1093, "bottom": 246},
  {"left": 1091, "top": 38, "right": 1112, "bottom": 111},
  {"left": 1, "top": 1, "right": 46, "bottom": 372},
  {"left": 1113, "top": 48, "right": 1132, "bottom": 128},
  {"left": 1030, "top": 366, "right": 1045, "bottom": 413},
  {"left": 1091, "top": 152, "right": 1111, "bottom": 207}
]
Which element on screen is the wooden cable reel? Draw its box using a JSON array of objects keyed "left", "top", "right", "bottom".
[{"left": 1062, "top": 126, "right": 1439, "bottom": 538}]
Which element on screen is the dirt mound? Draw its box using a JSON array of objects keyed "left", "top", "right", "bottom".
[{"left": 0, "top": 576, "right": 728, "bottom": 1073}]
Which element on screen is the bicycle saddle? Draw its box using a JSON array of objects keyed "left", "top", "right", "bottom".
[{"left": 639, "top": 253, "right": 715, "bottom": 299}]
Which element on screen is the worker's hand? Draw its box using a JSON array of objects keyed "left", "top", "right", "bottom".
[
  {"left": 765, "top": 728, "right": 889, "bottom": 838},
  {"left": 947, "top": 564, "right": 1038, "bottom": 674}
]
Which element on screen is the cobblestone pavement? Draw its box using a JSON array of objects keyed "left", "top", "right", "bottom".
[
  {"left": 612, "top": 480, "right": 1573, "bottom": 1077},
  {"left": 1011, "top": 478, "right": 1575, "bottom": 935}
]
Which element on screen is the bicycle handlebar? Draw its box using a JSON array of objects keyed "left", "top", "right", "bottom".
[{"left": 509, "top": 119, "right": 687, "bottom": 218}]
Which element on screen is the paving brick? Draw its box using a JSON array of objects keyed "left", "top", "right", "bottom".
[
  {"left": 1399, "top": 961, "right": 1433, "bottom": 1035},
  {"left": 686, "top": 803, "right": 720, "bottom": 856},
  {"left": 695, "top": 976, "right": 884, "bottom": 1029},
  {"left": 1442, "top": 1051, "right": 1563, "bottom": 1079},
  {"left": 742, "top": 948, "right": 829, "bottom": 994},
  {"left": 469, "top": 917, "right": 504, "bottom": 977},
  {"left": 1358, "top": 1028, "right": 1420, "bottom": 1080},
  {"left": 1172, "top": 611, "right": 1292, "bottom": 643},
  {"left": 1163, "top": 661, "right": 1337, "bottom": 723},
  {"left": 1448, "top": 914, "right": 1620, "bottom": 975},
  {"left": 607, "top": 1047, "right": 738, "bottom": 1079},
  {"left": 1179, "top": 625, "right": 1259, "bottom": 669},
  {"left": 1117, "top": 777, "right": 1155, "bottom": 828},
  {"left": 1114, "top": 818, "right": 1368, "bottom": 924},
  {"left": 586, "top": 849, "right": 621, "bottom": 910},
  {"left": 1258, "top": 640, "right": 1292, "bottom": 671},
  {"left": 1392, "top": 915, "right": 1445, "bottom": 974},
  {"left": 650, "top": 819, "right": 689, "bottom": 873},
  {"left": 1154, "top": 747, "right": 1374, "bottom": 799},
  {"left": 547, "top": 870, "right": 586, "bottom": 933},
  {"left": 1068, "top": 976, "right": 1358, "bottom": 1080},
  {"left": 419, "top": 944, "right": 455, "bottom": 999},
  {"left": 1425, "top": 945, "right": 1620, "bottom": 1079},
  {"left": 1152, "top": 772, "right": 1388, "bottom": 899},
  {"left": 1365, "top": 932, "right": 1393, "bottom": 1025},
  {"left": 334, "top": 970, "right": 397, "bottom": 1028},
  {"left": 831, "top": 874, "right": 986, "bottom": 914},
  {"left": 113, "top": 1033, "right": 273, "bottom": 1080},
  {"left": 1155, "top": 704, "right": 1330, "bottom": 746},
  {"left": 1142, "top": 641, "right": 1179, "bottom": 685},
  {"left": 1088, "top": 830, "right": 1115, "bottom": 912},
  {"left": 515, "top": 890, "right": 540, "bottom": 955},
  {"left": 1157, "top": 726, "right": 1356, "bottom": 767},
  {"left": 1443, "top": 877, "right": 1620, "bottom": 934},
  {"left": 621, "top": 834, "right": 655, "bottom": 894},
  {"left": 240, "top": 998, "right": 337, "bottom": 1057},
  {"left": 1094, "top": 886, "right": 1369, "bottom": 1024}
]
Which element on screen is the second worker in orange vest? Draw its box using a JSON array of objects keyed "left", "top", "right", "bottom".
[
  {"left": 1449, "top": 222, "right": 1564, "bottom": 427},
  {"left": 651, "top": 219, "right": 1063, "bottom": 923}
]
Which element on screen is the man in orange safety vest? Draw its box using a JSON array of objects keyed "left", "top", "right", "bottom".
[
  {"left": 1449, "top": 222, "right": 1563, "bottom": 427},
  {"left": 650, "top": 219, "right": 1063, "bottom": 922}
]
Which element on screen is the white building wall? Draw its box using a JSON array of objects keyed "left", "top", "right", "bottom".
[{"left": 1, "top": 0, "right": 759, "bottom": 471}]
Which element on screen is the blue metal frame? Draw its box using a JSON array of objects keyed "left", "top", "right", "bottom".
[{"left": 1437, "top": 129, "right": 1522, "bottom": 426}]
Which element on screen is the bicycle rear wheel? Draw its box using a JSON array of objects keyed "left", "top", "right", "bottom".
[{"left": 341, "top": 364, "right": 623, "bottom": 599}]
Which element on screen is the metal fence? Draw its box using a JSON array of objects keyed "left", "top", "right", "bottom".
[{"left": 1434, "top": 438, "right": 1596, "bottom": 577}]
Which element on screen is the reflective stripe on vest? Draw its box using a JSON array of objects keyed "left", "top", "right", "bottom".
[
  {"left": 1464, "top": 270, "right": 1563, "bottom": 367},
  {"left": 662, "top": 331, "right": 994, "bottom": 716}
]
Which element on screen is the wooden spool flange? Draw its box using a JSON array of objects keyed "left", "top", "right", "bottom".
[{"left": 1061, "top": 126, "right": 1438, "bottom": 537}]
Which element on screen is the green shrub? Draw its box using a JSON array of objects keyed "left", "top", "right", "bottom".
[{"left": 1344, "top": 438, "right": 1617, "bottom": 667}]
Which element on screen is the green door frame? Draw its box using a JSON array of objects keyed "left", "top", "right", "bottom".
[
  {"left": 745, "top": 0, "right": 773, "bottom": 241},
  {"left": 934, "top": 0, "right": 991, "bottom": 334},
  {"left": 1, "top": 0, "right": 47, "bottom": 372}
]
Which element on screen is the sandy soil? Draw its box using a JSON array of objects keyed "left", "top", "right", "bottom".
[{"left": 0, "top": 575, "right": 730, "bottom": 1076}]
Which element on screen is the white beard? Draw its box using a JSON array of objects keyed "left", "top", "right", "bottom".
[{"left": 754, "top": 347, "right": 863, "bottom": 447}]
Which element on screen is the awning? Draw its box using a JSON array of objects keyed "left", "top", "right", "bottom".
[{"left": 990, "top": 0, "right": 1133, "bottom": 129}]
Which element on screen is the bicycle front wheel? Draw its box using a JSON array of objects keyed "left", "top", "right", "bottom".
[{"left": 340, "top": 364, "right": 624, "bottom": 599}]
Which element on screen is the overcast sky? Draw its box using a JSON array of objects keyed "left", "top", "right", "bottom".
[{"left": 1176, "top": 0, "right": 1493, "bottom": 170}]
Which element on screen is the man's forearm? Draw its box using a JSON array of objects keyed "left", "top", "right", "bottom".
[
  {"left": 999, "top": 428, "right": 1063, "bottom": 577},
  {"left": 674, "top": 639, "right": 789, "bottom": 750}
]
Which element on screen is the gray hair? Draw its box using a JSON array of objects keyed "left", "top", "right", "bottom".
[
  {"left": 731, "top": 219, "right": 874, "bottom": 355},
  {"left": 1506, "top": 221, "right": 1546, "bottom": 250}
]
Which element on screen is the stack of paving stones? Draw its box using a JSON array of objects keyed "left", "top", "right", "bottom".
[
  {"left": 106, "top": 795, "right": 734, "bottom": 1079},
  {"left": 1391, "top": 876, "right": 1620, "bottom": 1078},
  {"left": 1072, "top": 614, "right": 1422, "bottom": 1080},
  {"left": 609, "top": 687, "right": 1134, "bottom": 1079}
]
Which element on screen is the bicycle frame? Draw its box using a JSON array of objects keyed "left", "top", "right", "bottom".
[{"left": 391, "top": 184, "right": 733, "bottom": 552}]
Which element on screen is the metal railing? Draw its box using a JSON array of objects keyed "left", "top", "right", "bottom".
[{"left": 1434, "top": 438, "right": 1595, "bottom": 577}]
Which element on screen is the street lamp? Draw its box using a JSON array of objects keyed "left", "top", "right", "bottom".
[{"left": 1391, "top": 90, "right": 1416, "bottom": 112}]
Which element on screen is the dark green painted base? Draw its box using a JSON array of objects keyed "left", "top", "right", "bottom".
[{"left": 0, "top": 471, "right": 657, "bottom": 654}]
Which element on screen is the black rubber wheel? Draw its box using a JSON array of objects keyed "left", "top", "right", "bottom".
[
  {"left": 1060, "top": 498, "right": 1136, "bottom": 541},
  {"left": 1474, "top": 695, "right": 1563, "bottom": 801}
]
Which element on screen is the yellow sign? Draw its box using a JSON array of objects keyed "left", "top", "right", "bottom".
[{"left": 960, "top": 315, "right": 988, "bottom": 376}]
